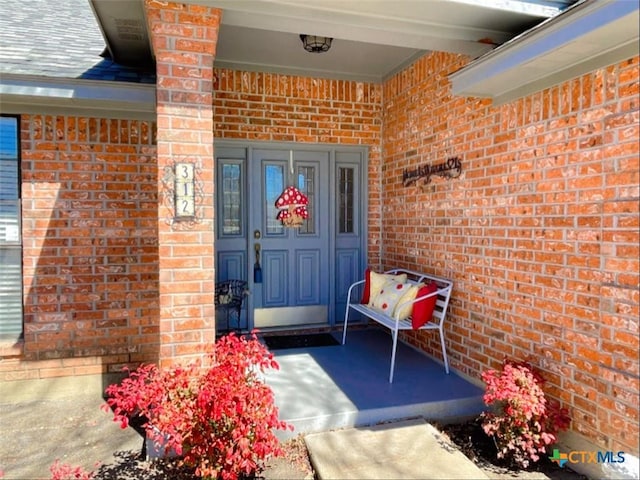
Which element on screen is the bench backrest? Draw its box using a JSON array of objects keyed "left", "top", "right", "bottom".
[{"left": 385, "top": 269, "right": 453, "bottom": 326}]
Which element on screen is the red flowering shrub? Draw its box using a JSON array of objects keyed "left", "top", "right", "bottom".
[
  {"left": 103, "top": 331, "right": 292, "bottom": 480},
  {"left": 49, "top": 460, "right": 95, "bottom": 480},
  {"left": 480, "top": 360, "right": 570, "bottom": 468}
]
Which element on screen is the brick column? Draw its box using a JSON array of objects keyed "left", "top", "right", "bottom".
[{"left": 145, "top": 1, "right": 220, "bottom": 366}]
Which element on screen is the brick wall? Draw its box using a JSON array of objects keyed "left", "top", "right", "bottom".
[
  {"left": 1, "top": 70, "right": 384, "bottom": 380},
  {"left": 0, "top": 115, "right": 159, "bottom": 381},
  {"left": 212, "top": 70, "right": 384, "bottom": 266},
  {"left": 1, "top": 18, "right": 636, "bottom": 459},
  {"left": 145, "top": 0, "right": 220, "bottom": 367},
  {"left": 382, "top": 52, "right": 639, "bottom": 455}
]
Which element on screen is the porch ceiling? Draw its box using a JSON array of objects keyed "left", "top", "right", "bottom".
[{"left": 92, "top": 0, "right": 577, "bottom": 82}]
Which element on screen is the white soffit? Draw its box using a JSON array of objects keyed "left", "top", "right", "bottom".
[
  {"left": 449, "top": 0, "right": 640, "bottom": 104},
  {"left": 200, "top": 0, "right": 568, "bottom": 80}
]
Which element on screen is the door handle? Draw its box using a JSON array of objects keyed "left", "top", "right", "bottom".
[{"left": 253, "top": 243, "right": 262, "bottom": 283}]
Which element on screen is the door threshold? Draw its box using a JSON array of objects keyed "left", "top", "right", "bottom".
[
  {"left": 216, "top": 324, "right": 334, "bottom": 338},
  {"left": 256, "top": 324, "right": 336, "bottom": 337},
  {"left": 218, "top": 322, "right": 370, "bottom": 338}
]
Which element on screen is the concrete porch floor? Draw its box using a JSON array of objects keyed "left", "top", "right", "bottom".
[{"left": 264, "top": 328, "right": 485, "bottom": 440}]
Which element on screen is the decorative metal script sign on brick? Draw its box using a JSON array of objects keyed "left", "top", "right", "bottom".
[{"left": 402, "top": 156, "right": 462, "bottom": 187}]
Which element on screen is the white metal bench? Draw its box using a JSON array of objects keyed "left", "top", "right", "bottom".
[{"left": 342, "top": 269, "right": 453, "bottom": 383}]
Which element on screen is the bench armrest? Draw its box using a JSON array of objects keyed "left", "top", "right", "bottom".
[{"left": 345, "top": 279, "right": 365, "bottom": 303}]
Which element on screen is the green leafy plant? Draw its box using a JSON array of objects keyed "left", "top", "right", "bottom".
[
  {"left": 103, "top": 331, "right": 292, "bottom": 479},
  {"left": 480, "top": 360, "right": 570, "bottom": 468}
]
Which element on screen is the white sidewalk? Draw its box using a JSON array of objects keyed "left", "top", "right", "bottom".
[{"left": 305, "top": 417, "right": 488, "bottom": 480}]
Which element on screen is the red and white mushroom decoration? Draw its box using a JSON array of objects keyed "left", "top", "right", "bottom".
[{"left": 275, "top": 186, "right": 309, "bottom": 227}]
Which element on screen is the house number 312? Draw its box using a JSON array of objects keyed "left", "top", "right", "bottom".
[{"left": 174, "top": 162, "right": 196, "bottom": 218}]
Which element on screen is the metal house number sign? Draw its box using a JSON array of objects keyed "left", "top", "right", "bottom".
[{"left": 174, "top": 162, "right": 196, "bottom": 219}]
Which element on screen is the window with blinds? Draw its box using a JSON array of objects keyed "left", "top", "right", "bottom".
[{"left": 0, "top": 115, "right": 22, "bottom": 340}]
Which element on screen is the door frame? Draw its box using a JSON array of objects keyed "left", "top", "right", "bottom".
[{"left": 214, "top": 139, "right": 369, "bottom": 331}]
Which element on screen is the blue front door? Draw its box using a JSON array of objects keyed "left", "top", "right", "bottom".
[
  {"left": 250, "top": 148, "right": 330, "bottom": 328},
  {"left": 215, "top": 143, "right": 367, "bottom": 332}
]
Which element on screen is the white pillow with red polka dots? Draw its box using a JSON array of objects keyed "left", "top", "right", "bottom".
[
  {"left": 370, "top": 279, "right": 412, "bottom": 317},
  {"left": 366, "top": 271, "right": 407, "bottom": 307}
]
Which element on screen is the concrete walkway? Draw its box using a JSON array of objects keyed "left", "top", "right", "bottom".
[
  {"left": 305, "top": 418, "right": 488, "bottom": 480},
  {"left": 1, "top": 329, "right": 487, "bottom": 479},
  {"left": 0, "top": 389, "right": 488, "bottom": 479}
]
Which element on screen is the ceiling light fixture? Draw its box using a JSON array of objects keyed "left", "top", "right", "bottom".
[{"left": 300, "top": 34, "right": 332, "bottom": 53}]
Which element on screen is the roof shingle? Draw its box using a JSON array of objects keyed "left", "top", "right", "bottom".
[{"left": 0, "top": 0, "right": 155, "bottom": 83}]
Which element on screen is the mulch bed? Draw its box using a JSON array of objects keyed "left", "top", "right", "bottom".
[{"left": 438, "top": 418, "right": 588, "bottom": 480}]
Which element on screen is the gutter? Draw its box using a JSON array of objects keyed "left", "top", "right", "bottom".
[
  {"left": 0, "top": 73, "right": 156, "bottom": 120},
  {"left": 449, "top": 0, "right": 640, "bottom": 104}
]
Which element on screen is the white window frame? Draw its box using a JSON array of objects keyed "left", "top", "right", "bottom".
[{"left": 0, "top": 114, "right": 23, "bottom": 341}]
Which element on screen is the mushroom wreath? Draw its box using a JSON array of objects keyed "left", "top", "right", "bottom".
[{"left": 275, "top": 186, "right": 309, "bottom": 227}]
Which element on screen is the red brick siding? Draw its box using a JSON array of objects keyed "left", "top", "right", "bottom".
[
  {"left": 0, "top": 15, "right": 635, "bottom": 459},
  {"left": 382, "top": 52, "right": 639, "bottom": 455},
  {"left": 145, "top": 0, "right": 220, "bottom": 367},
  {"left": 0, "top": 115, "right": 159, "bottom": 381},
  {"left": 212, "top": 70, "right": 384, "bottom": 266}
]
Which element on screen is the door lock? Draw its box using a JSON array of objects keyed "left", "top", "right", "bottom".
[{"left": 253, "top": 229, "right": 261, "bottom": 239}]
